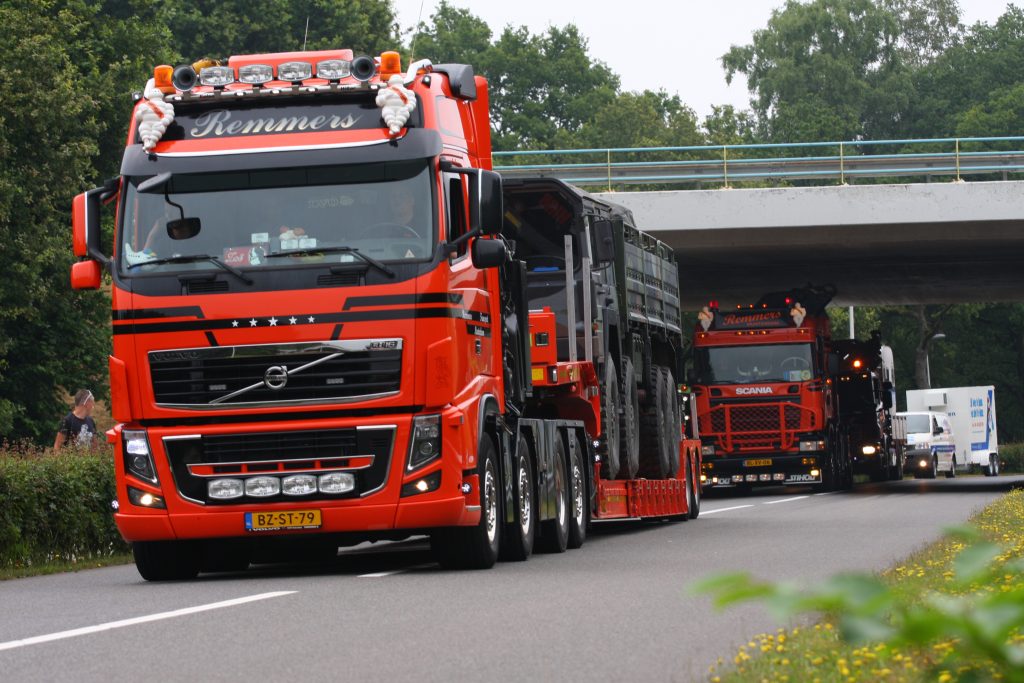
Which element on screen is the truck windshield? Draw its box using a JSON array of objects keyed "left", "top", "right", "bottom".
[
  {"left": 695, "top": 343, "right": 815, "bottom": 384},
  {"left": 905, "top": 414, "right": 932, "bottom": 433},
  {"left": 119, "top": 160, "right": 434, "bottom": 275}
]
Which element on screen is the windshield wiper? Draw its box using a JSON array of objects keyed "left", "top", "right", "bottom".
[
  {"left": 266, "top": 246, "right": 395, "bottom": 278},
  {"left": 128, "top": 253, "right": 253, "bottom": 285}
]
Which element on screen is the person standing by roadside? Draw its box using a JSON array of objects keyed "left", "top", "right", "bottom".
[{"left": 53, "top": 389, "right": 97, "bottom": 450}]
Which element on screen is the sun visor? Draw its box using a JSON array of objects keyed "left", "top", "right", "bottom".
[{"left": 120, "top": 128, "right": 442, "bottom": 176}]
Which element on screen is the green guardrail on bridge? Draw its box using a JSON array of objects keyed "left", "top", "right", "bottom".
[{"left": 492, "top": 136, "right": 1024, "bottom": 189}]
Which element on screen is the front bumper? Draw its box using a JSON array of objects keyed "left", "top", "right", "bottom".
[
  {"left": 112, "top": 409, "right": 481, "bottom": 542},
  {"left": 701, "top": 452, "right": 823, "bottom": 487}
]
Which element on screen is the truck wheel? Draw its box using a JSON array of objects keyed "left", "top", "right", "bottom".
[
  {"left": 133, "top": 540, "right": 202, "bottom": 581},
  {"left": 916, "top": 455, "right": 938, "bottom": 479},
  {"left": 619, "top": 357, "right": 640, "bottom": 479},
  {"left": 662, "top": 368, "right": 681, "bottom": 478},
  {"left": 500, "top": 434, "right": 535, "bottom": 562},
  {"left": 685, "top": 448, "right": 701, "bottom": 519},
  {"left": 431, "top": 434, "right": 502, "bottom": 569},
  {"left": 638, "top": 367, "right": 671, "bottom": 479},
  {"left": 600, "top": 360, "right": 622, "bottom": 480},
  {"left": 945, "top": 456, "right": 957, "bottom": 479},
  {"left": 538, "top": 436, "right": 569, "bottom": 553},
  {"left": 986, "top": 453, "right": 999, "bottom": 476},
  {"left": 893, "top": 447, "right": 904, "bottom": 479},
  {"left": 840, "top": 434, "right": 854, "bottom": 490},
  {"left": 567, "top": 431, "right": 588, "bottom": 549}
]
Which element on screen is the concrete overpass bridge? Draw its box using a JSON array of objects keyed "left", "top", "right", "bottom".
[{"left": 495, "top": 137, "right": 1024, "bottom": 308}]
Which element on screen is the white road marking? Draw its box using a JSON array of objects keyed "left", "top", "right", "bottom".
[
  {"left": 359, "top": 563, "right": 434, "bottom": 578},
  {"left": 764, "top": 496, "right": 809, "bottom": 505},
  {"left": 0, "top": 591, "right": 296, "bottom": 652},
  {"left": 700, "top": 505, "right": 754, "bottom": 515},
  {"left": 813, "top": 491, "right": 839, "bottom": 496}
]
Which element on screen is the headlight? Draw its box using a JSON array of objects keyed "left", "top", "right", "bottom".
[
  {"left": 861, "top": 445, "right": 877, "bottom": 455},
  {"left": 237, "top": 64, "right": 274, "bottom": 84},
  {"left": 799, "top": 440, "right": 826, "bottom": 452},
  {"left": 317, "top": 59, "right": 351, "bottom": 80},
  {"left": 701, "top": 444, "right": 715, "bottom": 456},
  {"left": 123, "top": 430, "right": 158, "bottom": 484},
  {"left": 319, "top": 472, "right": 356, "bottom": 495},
  {"left": 278, "top": 61, "right": 312, "bottom": 82},
  {"left": 208, "top": 478, "right": 244, "bottom": 500},
  {"left": 199, "top": 66, "right": 234, "bottom": 87},
  {"left": 245, "top": 476, "right": 280, "bottom": 498},
  {"left": 407, "top": 414, "right": 441, "bottom": 471},
  {"left": 282, "top": 474, "right": 317, "bottom": 496}
]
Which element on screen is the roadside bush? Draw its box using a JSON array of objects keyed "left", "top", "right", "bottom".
[
  {"left": 1001, "top": 442, "right": 1024, "bottom": 473},
  {"left": 0, "top": 445, "right": 127, "bottom": 570}
]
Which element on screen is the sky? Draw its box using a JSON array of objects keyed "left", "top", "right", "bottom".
[{"left": 391, "top": 0, "right": 1016, "bottom": 119}]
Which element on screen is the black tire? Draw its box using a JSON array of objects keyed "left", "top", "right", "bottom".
[
  {"left": 639, "top": 366, "right": 671, "bottom": 479},
  {"left": 500, "top": 435, "right": 535, "bottom": 562},
  {"left": 945, "top": 456, "right": 957, "bottom": 479},
  {"left": 201, "top": 540, "right": 251, "bottom": 573},
  {"left": 839, "top": 433, "right": 854, "bottom": 490},
  {"left": 600, "top": 360, "right": 622, "bottom": 480},
  {"left": 893, "top": 445, "right": 904, "bottom": 480},
  {"left": 538, "top": 436, "right": 569, "bottom": 554},
  {"left": 915, "top": 455, "right": 938, "bottom": 479},
  {"left": 567, "top": 431, "right": 589, "bottom": 549},
  {"left": 431, "top": 434, "right": 501, "bottom": 569},
  {"left": 820, "top": 427, "right": 838, "bottom": 491},
  {"left": 989, "top": 454, "right": 1000, "bottom": 477},
  {"left": 685, "top": 449, "right": 701, "bottom": 519},
  {"left": 133, "top": 540, "right": 202, "bottom": 581},
  {"left": 620, "top": 358, "right": 640, "bottom": 479},
  {"left": 662, "top": 368, "right": 681, "bottom": 478}
]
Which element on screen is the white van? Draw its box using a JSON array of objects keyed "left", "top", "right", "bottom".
[
  {"left": 897, "top": 411, "right": 957, "bottom": 478},
  {"left": 906, "top": 387, "right": 999, "bottom": 476}
]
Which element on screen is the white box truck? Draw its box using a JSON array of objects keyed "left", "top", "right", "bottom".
[{"left": 905, "top": 386, "right": 1000, "bottom": 476}]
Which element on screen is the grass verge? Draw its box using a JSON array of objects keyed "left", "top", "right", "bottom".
[
  {"left": 0, "top": 552, "right": 133, "bottom": 581},
  {"left": 705, "top": 487, "right": 1024, "bottom": 682}
]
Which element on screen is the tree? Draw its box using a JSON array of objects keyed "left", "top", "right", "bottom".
[
  {"left": 721, "top": 0, "right": 914, "bottom": 141},
  {"left": 160, "top": 0, "right": 398, "bottom": 63},
  {"left": 880, "top": 0, "right": 962, "bottom": 66}
]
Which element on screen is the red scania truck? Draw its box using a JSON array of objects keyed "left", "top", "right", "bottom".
[
  {"left": 692, "top": 286, "right": 853, "bottom": 492},
  {"left": 71, "top": 49, "right": 700, "bottom": 580}
]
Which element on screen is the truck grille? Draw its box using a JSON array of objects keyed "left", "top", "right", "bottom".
[
  {"left": 163, "top": 426, "right": 395, "bottom": 504},
  {"left": 700, "top": 401, "right": 812, "bottom": 452},
  {"left": 149, "top": 339, "right": 402, "bottom": 408}
]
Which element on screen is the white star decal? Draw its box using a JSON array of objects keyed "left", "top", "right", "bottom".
[
  {"left": 249, "top": 319, "right": 258, "bottom": 327},
  {"left": 231, "top": 320, "right": 239, "bottom": 327},
  {"left": 268, "top": 317, "right": 278, "bottom": 326},
  {"left": 289, "top": 317, "right": 298, "bottom": 325},
  {"left": 307, "top": 316, "right": 316, "bottom": 323}
]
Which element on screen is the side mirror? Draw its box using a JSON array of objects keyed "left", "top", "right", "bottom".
[
  {"left": 469, "top": 170, "right": 503, "bottom": 236},
  {"left": 592, "top": 219, "right": 616, "bottom": 266},
  {"left": 70, "top": 259, "right": 102, "bottom": 290},
  {"left": 72, "top": 187, "right": 107, "bottom": 262},
  {"left": 471, "top": 238, "right": 508, "bottom": 269},
  {"left": 881, "top": 381, "right": 894, "bottom": 410}
]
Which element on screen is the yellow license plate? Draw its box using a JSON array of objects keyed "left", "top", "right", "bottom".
[
  {"left": 245, "top": 509, "right": 321, "bottom": 532},
  {"left": 744, "top": 459, "right": 773, "bottom": 467}
]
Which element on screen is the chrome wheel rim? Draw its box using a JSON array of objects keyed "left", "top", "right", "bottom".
[
  {"left": 556, "top": 458, "right": 567, "bottom": 527},
  {"left": 571, "top": 455, "right": 584, "bottom": 529},
  {"left": 518, "top": 458, "right": 532, "bottom": 535},
  {"left": 484, "top": 462, "right": 498, "bottom": 544}
]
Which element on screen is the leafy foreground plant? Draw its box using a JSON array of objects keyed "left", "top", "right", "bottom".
[{"left": 693, "top": 489, "right": 1024, "bottom": 682}]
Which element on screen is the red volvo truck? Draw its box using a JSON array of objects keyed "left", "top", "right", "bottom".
[
  {"left": 692, "top": 286, "right": 853, "bottom": 492},
  {"left": 71, "top": 49, "right": 700, "bottom": 580}
]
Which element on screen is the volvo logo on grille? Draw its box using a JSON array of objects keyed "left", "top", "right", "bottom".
[{"left": 263, "top": 365, "right": 289, "bottom": 390}]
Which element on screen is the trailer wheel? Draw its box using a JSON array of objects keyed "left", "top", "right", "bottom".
[
  {"left": 600, "top": 360, "right": 622, "bottom": 480},
  {"left": 431, "top": 434, "right": 502, "bottom": 569},
  {"left": 662, "top": 368, "right": 681, "bottom": 478},
  {"left": 945, "top": 456, "right": 957, "bottom": 478},
  {"left": 500, "top": 434, "right": 535, "bottom": 562},
  {"left": 639, "top": 366, "right": 671, "bottom": 479},
  {"left": 567, "top": 431, "right": 588, "bottom": 549},
  {"left": 619, "top": 358, "right": 640, "bottom": 479},
  {"left": 821, "top": 426, "right": 839, "bottom": 491},
  {"left": 133, "top": 540, "right": 202, "bottom": 581},
  {"left": 538, "top": 436, "right": 569, "bottom": 554},
  {"left": 685, "top": 448, "right": 701, "bottom": 520}
]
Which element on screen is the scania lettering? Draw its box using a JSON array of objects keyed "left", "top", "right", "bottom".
[{"left": 71, "top": 50, "right": 700, "bottom": 580}]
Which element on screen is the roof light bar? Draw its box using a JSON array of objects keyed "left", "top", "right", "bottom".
[
  {"left": 238, "top": 64, "right": 274, "bottom": 84},
  {"left": 278, "top": 61, "right": 313, "bottom": 82},
  {"left": 199, "top": 66, "right": 234, "bottom": 87},
  {"left": 317, "top": 59, "right": 351, "bottom": 80}
]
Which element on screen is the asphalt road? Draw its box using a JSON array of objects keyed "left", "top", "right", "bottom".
[{"left": 1, "top": 476, "right": 1021, "bottom": 682}]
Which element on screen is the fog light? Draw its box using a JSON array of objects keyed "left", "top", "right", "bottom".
[
  {"left": 199, "top": 66, "right": 234, "bottom": 87},
  {"left": 278, "top": 61, "right": 312, "bottom": 82},
  {"left": 245, "top": 476, "right": 280, "bottom": 498},
  {"left": 319, "top": 472, "right": 356, "bottom": 494},
  {"left": 862, "top": 445, "right": 877, "bottom": 455},
  {"left": 317, "top": 59, "right": 351, "bottom": 80},
  {"left": 127, "top": 486, "right": 165, "bottom": 509},
  {"left": 773, "top": 473, "right": 785, "bottom": 481},
  {"left": 799, "top": 440, "right": 826, "bottom": 452},
  {"left": 745, "top": 474, "right": 757, "bottom": 482},
  {"left": 208, "top": 478, "right": 244, "bottom": 500},
  {"left": 701, "top": 444, "right": 715, "bottom": 456},
  {"left": 238, "top": 63, "right": 273, "bottom": 84},
  {"left": 810, "top": 468, "right": 821, "bottom": 477},
  {"left": 700, "top": 474, "right": 708, "bottom": 483},
  {"left": 919, "top": 459, "right": 929, "bottom": 468},
  {"left": 282, "top": 474, "right": 317, "bottom": 496},
  {"left": 732, "top": 475, "right": 744, "bottom": 483},
  {"left": 401, "top": 470, "right": 441, "bottom": 497}
]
